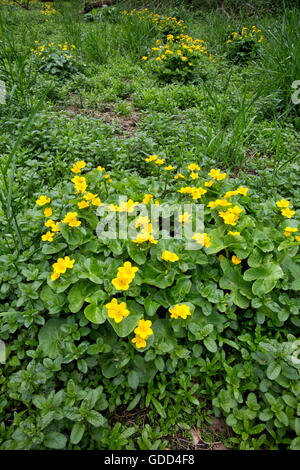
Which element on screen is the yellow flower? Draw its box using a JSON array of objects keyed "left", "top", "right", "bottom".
[
  {"left": 64, "top": 256, "right": 75, "bottom": 269},
  {"left": 51, "top": 272, "right": 60, "bottom": 282},
  {"left": 208, "top": 169, "right": 227, "bottom": 181},
  {"left": 174, "top": 173, "right": 186, "bottom": 180},
  {"left": 192, "top": 233, "right": 211, "bottom": 247},
  {"left": 164, "top": 165, "right": 174, "bottom": 171},
  {"left": 178, "top": 186, "right": 194, "bottom": 194},
  {"left": 190, "top": 187, "right": 207, "bottom": 200},
  {"left": 71, "top": 176, "right": 87, "bottom": 194},
  {"left": 45, "top": 219, "right": 59, "bottom": 232},
  {"left": 134, "top": 319, "right": 153, "bottom": 339},
  {"left": 237, "top": 186, "right": 249, "bottom": 196},
  {"left": 142, "top": 56, "right": 148, "bottom": 61},
  {"left": 161, "top": 250, "right": 179, "bottom": 262},
  {"left": 204, "top": 180, "right": 214, "bottom": 187},
  {"left": 53, "top": 258, "right": 67, "bottom": 274},
  {"left": 36, "top": 195, "right": 51, "bottom": 206},
  {"left": 281, "top": 208, "right": 295, "bottom": 219},
  {"left": 276, "top": 199, "right": 290, "bottom": 208},
  {"left": 132, "top": 334, "right": 146, "bottom": 349},
  {"left": 41, "top": 231, "right": 55, "bottom": 242},
  {"left": 223, "top": 190, "right": 240, "bottom": 198},
  {"left": 83, "top": 192, "right": 98, "bottom": 201},
  {"left": 208, "top": 199, "right": 231, "bottom": 208},
  {"left": 62, "top": 212, "right": 81, "bottom": 227},
  {"left": 169, "top": 304, "right": 191, "bottom": 320},
  {"left": 78, "top": 200, "right": 90, "bottom": 209},
  {"left": 91, "top": 197, "right": 102, "bottom": 206},
  {"left": 284, "top": 227, "right": 298, "bottom": 237},
  {"left": 97, "top": 166, "right": 105, "bottom": 171},
  {"left": 178, "top": 212, "right": 191, "bottom": 224},
  {"left": 117, "top": 261, "right": 139, "bottom": 280},
  {"left": 190, "top": 172, "right": 199, "bottom": 180},
  {"left": 232, "top": 255, "right": 241, "bottom": 265},
  {"left": 228, "top": 231, "right": 240, "bottom": 236},
  {"left": 154, "top": 158, "right": 165, "bottom": 165},
  {"left": 295, "top": 236, "right": 300, "bottom": 242},
  {"left": 142, "top": 194, "right": 153, "bottom": 204},
  {"left": 43, "top": 207, "right": 53, "bottom": 217},
  {"left": 71, "top": 160, "right": 86, "bottom": 173},
  {"left": 111, "top": 277, "right": 130, "bottom": 291},
  {"left": 105, "top": 298, "right": 130, "bottom": 323}
]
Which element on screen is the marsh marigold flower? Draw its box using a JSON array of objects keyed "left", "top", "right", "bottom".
[
  {"left": 232, "top": 255, "right": 241, "bottom": 265},
  {"left": 284, "top": 227, "right": 298, "bottom": 237},
  {"left": 105, "top": 298, "right": 130, "bottom": 323},
  {"left": 281, "top": 208, "right": 295, "bottom": 219},
  {"left": 36, "top": 195, "right": 51, "bottom": 206},
  {"left": 134, "top": 319, "right": 153, "bottom": 339},
  {"left": 43, "top": 207, "right": 53, "bottom": 217},
  {"left": 192, "top": 233, "right": 211, "bottom": 247},
  {"left": 161, "top": 250, "right": 179, "bottom": 262},
  {"left": 169, "top": 304, "right": 192, "bottom": 320}
]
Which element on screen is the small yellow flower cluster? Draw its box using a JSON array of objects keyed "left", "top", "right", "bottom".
[
  {"left": 276, "top": 199, "right": 295, "bottom": 219},
  {"left": 105, "top": 298, "right": 130, "bottom": 324},
  {"left": 36, "top": 196, "right": 59, "bottom": 242},
  {"left": 147, "top": 33, "right": 212, "bottom": 67},
  {"left": 62, "top": 212, "right": 81, "bottom": 228},
  {"left": 41, "top": 2, "right": 58, "bottom": 18},
  {"left": 161, "top": 250, "right": 179, "bottom": 262},
  {"left": 208, "top": 169, "right": 227, "bottom": 181},
  {"left": 276, "top": 200, "right": 298, "bottom": 240},
  {"left": 112, "top": 261, "right": 139, "bottom": 291},
  {"left": 51, "top": 256, "right": 75, "bottom": 281},
  {"left": 227, "top": 25, "right": 263, "bottom": 43},
  {"left": 72, "top": 175, "right": 87, "bottom": 194},
  {"left": 169, "top": 304, "right": 191, "bottom": 319},
  {"left": 133, "top": 218, "right": 157, "bottom": 245},
  {"left": 71, "top": 160, "right": 86, "bottom": 174},
  {"left": 219, "top": 206, "right": 243, "bottom": 226},
  {"left": 31, "top": 42, "right": 75, "bottom": 60},
  {"left": 132, "top": 319, "right": 153, "bottom": 349},
  {"left": 122, "top": 8, "right": 186, "bottom": 35},
  {"left": 178, "top": 212, "right": 191, "bottom": 225},
  {"left": 178, "top": 186, "right": 207, "bottom": 200},
  {"left": 110, "top": 199, "right": 138, "bottom": 213}
]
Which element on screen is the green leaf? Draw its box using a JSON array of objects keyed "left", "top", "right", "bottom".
[
  {"left": 44, "top": 432, "right": 67, "bottom": 449},
  {"left": 151, "top": 397, "right": 166, "bottom": 418},
  {"left": 203, "top": 337, "right": 218, "bottom": 353},
  {"left": 40, "top": 286, "right": 66, "bottom": 314},
  {"left": 42, "top": 242, "right": 67, "bottom": 255},
  {"left": 70, "top": 422, "right": 85, "bottom": 445},
  {"left": 128, "top": 370, "right": 140, "bottom": 389},
  {"left": 266, "top": 362, "right": 281, "bottom": 380},
  {"left": 38, "top": 319, "right": 66, "bottom": 359},
  {"left": 128, "top": 244, "right": 147, "bottom": 264},
  {"left": 84, "top": 303, "right": 106, "bottom": 324},
  {"left": 86, "top": 410, "right": 106, "bottom": 427},
  {"left": 144, "top": 296, "right": 160, "bottom": 317}
]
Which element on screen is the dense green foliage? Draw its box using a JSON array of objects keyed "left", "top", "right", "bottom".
[{"left": 0, "top": 0, "right": 299, "bottom": 451}]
